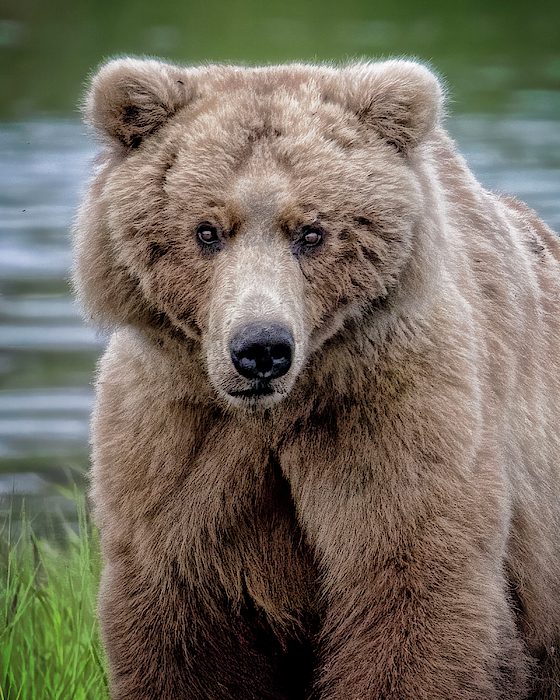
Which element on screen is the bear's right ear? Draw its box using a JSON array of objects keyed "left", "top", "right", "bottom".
[{"left": 83, "top": 57, "right": 195, "bottom": 150}]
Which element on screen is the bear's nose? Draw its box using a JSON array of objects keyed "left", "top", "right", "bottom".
[{"left": 230, "top": 322, "right": 294, "bottom": 380}]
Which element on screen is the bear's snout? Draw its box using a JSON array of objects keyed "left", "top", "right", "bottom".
[{"left": 229, "top": 322, "right": 294, "bottom": 380}]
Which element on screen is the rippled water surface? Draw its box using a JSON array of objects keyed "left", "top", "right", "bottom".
[{"left": 1, "top": 115, "right": 560, "bottom": 524}]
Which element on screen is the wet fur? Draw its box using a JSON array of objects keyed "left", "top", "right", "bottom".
[{"left": 74, "top": 58, "right": 560, "bottom": 699}]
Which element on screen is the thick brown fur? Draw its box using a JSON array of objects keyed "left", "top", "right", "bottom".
[{"left": 73, "top": 57, "right": 560, "bottom": 699}]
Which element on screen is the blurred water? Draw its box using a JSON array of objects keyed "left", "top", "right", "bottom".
[
  {"left": 1, "top": 112, "right": 559, "bottom": 520},
  {"left": 0, "top": 121, "right": 103, "bottom": 527}
]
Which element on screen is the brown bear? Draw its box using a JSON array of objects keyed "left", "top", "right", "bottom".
[{"left": 73, "top": 57, "right": 560, "bottom": 700}]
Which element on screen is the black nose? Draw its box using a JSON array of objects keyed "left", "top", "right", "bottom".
[{"left": 230, "top": 322, "right": 294, "bottom": 380}]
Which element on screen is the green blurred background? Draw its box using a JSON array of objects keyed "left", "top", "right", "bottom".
[{"left": 2, "top": 0, "right": 560, "bottom": 118}]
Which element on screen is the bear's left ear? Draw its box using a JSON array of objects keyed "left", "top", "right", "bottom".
[
  {"left": 83, "top": 57, "right": 196, "bottom": 150},
  {"left": 340, "top": 60, "right": 445, "bottom": 154}
]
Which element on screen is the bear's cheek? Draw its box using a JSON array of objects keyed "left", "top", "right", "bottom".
[
  {"left": 143, "top": 250, "right": 212, "bottom": 331},
  {"left": 101, "top": 221, "right": 208, "bottom": 337},
  {"left": 295, "top": 239, "right": 395, "bottom": 340},
  {"left": 101, "top": 180, "right": 214, "bottom": 332}
]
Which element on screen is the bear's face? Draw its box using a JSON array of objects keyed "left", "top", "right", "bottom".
[{"left": 75, "top": 59, "right": 442, "bottom": 407}]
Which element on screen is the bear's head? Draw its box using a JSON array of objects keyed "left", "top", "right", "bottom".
[{"left": 73, "top": 58, "right": 443, "bottom": 407}]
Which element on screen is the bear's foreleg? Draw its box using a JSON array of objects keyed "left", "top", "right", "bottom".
[
  {"left": 295, "top": 482, "right": 530, "bottom": 700},
  {"left": 94, "top": 408, "right": 320, "bottom": 698},
  {"left": 280, "top": 419, "right": 531, "bottom": 700},
  {"left": 99, "top": 554, "right": 314, "bottom": 700}
]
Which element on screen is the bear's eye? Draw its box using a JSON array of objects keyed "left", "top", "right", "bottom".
[
  {"left": 301, "top": 227, "right": 323, "bottom": 247},
  {"left": 196, "top": 223, "right": 220, "bottom": 245}
]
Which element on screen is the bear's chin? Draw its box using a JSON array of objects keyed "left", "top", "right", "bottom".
[{"left": 225, "top": 388, "right": 287, "bottom": 410}]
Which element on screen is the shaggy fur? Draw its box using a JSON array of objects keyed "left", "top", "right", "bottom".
[{"left": 73, "top": 57, "right": 560, "bottom": 699}]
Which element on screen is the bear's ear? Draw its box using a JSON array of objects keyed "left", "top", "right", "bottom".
[
  {"left": 340, "top": 60, "right": 444, "bottom": 154},
  {"left": 83, "top": 57, "right": 195, "bottom": 150}
]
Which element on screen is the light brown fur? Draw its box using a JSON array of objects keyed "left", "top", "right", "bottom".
[{"left": 73, "top": 57, "right": 560, "bottom": 699}]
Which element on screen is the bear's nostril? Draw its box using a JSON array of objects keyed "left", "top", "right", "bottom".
[{"left": 230, "top": 322, "right": 294, "bottom": 380}]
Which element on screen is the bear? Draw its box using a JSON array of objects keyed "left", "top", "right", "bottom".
[{"left": 72, "top": 57, "right": 560, "bottom": 700}]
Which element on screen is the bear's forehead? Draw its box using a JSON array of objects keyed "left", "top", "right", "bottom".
[
  {"left": 162, "top": 100, "right": 382, "bottom": 222},
  {"left": 142, "top": 67, "right": 413, "bottom": 223},
  {"left": 166, "top": 69, "right": 361, "bottom": 150},
  {"left": 164, "top": 88, "right": 373, "bottom": 183}
]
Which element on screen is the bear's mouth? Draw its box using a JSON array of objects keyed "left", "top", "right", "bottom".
[{"left": 228, "top": 380, "right": 275, "bottom": 399}]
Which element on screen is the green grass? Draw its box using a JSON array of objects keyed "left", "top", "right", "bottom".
[{"left": 0, "top": 493, "right": 109, "bottom": 700}]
